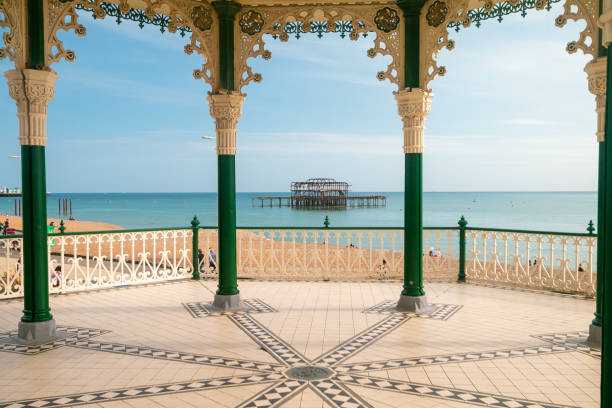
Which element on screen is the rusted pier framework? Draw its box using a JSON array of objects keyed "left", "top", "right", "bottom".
[
  {"left": 251, "top": 195, "right": 387, "bottom": 208},
  {"left": 252, "top": 178, "right": 386, "bottom": 208}
]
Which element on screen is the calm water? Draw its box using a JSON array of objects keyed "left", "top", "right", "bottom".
[{"left": 0, "top": 192, "right": 597, "bottom": 233}]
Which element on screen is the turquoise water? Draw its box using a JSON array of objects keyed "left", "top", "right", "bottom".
[{"left": 0, "top": 192, "right": 597, "bottom": 233}]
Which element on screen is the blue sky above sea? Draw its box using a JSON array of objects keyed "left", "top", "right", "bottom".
[{"left": 0, "top": 3, "right": 596, "bottom": 193}]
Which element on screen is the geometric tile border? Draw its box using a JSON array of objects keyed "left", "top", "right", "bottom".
[
  {"left": 182, "top": 298, "right": 277, "bottom": 318},
  {"left": 335, "top": 343, "right": 579, "bottom": 373},
  {"left": 340, "top": 374, "right": 576, "bottom": 408},
  {"left": 363, "top": 300, "right": 462, "bottom": 320},
  {"left": 0, "top": 326, "right": 110, "bottom": 355},
  {"left": 66, "top": 338, "right": 286, "bottom": 373},
  {"left": 230, "top": 314, "right": 310, "bottom": 366},
  {"left": 313, "top": 315, "right": 410, "bottom": 367},
  {"left": 0, "top": 313, "right": 596, "bottom": 408},
  {"left": 533, "top": 331, "right": 601, "bottom": 358},
  {"left": 0, "top": 373, "right": 284, "bottom": 408}
]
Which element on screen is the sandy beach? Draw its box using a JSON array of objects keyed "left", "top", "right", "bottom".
[{"left": 1, "top": 215, "right": 124, "bottom": 234}]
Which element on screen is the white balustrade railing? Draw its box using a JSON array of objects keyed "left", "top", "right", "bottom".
[
  {"left": 0, "top": 235, "right": 23, "bottom": 299},
  {"left": 0, "top": 226, "right": 597, "bottom": 300},
  {"left": 465, "top": 229, "right": 597, "bottom": 296},
  {"left": 46, "top": 229, "right": 194, "bottom": 294},
  {"left": 236, "top": 228, "right": 458, "bottom": 280}
]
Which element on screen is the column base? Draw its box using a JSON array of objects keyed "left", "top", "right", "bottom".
[
  {"left": 396, "top": 295, "right": 436, "bottom": 313},
  {"left": 17, "top": 319, "right": 57, "bottom": 345},
  {"left": 212, "top": 294, "right": 246, "bottom": 312},
  {"left": 587, "top": 323, "right": 601, "bottom": 348}
]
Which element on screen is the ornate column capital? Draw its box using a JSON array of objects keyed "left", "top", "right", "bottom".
[
  {"left": 395, "top": 88, "right": 433, "bottom": 154},
  {"left": 207, "top": 90, "right": 245, "bottom": 155},
  {"left": 4, "top": 69, "right": 58, "bottom": 146},
  {"left": 601, "top": 0, "right": 612, "bottom": 47},
  {"left": 585, "top": 57, "right": 607, "bottom": 142}
]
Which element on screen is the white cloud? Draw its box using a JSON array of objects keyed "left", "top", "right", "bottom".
[{"left": 500, "top": 119, "right": 559, "bottom": 126}]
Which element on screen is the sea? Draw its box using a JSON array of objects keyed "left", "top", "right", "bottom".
[{"left": 0, "top": 192, "right": 597, "bottom": 233}]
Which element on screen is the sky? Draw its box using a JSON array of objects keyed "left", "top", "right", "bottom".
[{"left": 0, "top": 4, "right": 597, "bottom": 193}]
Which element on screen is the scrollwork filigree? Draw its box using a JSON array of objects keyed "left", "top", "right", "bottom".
[
  {"left": 554, "top": 0, "right": 598, "bottom": 58},
  {"left": 45, "top": 0, "right": 218, "bottom": 90},
  {"left": 236, "top": 5, "right": 403, "bottom": 92}
]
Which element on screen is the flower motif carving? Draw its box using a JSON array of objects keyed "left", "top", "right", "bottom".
[
  {"left": 426, "top": 1, "right": 448, "bottom": 27},
  {"left": 239, "top": 10, "right": 264, "bottom": 35},
  {"left": 190, "top": 5, "right": 212, "bottom": 32},
  {"left": 374, "top": 7, "right": 399, "bottom": 33}
]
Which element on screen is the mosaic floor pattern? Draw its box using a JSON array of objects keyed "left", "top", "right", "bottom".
[{"left": 0, "top": 280, "right": 600, "bottom": 407}]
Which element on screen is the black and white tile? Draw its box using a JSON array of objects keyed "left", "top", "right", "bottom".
[
  {"left": 0, "top": 373, "right": 284, "bottom": 408},
  {"left": 237, "top": 380, "right": 307, "bottom": 408},
  {"left": 182, "top": 298, "right": 277, "bottom": 318},
  {"left": 0, "top": 325, "right": 110, "bottom": 355},
  {"left": 311, "top": 380, "right": 374, "bottom": 408},
  {"left": 67, "top": 338, "right": 286, "bottom": 372},
  {"left": 230, "top": 314, "right": 310, "bottom": 366},
  {"left": 533, "top": 331, "right": 601, "bottom": 358},
  {"left": 339, "top": 374, "right": 574, "bottom": 408},
  {"left": 363, "top": 300, "right": 462, "bottom": 320},
  {"left": 335, "top": 343, "right": 574, "bottom": 373},
  {"left": 313, "top": 315, "right": 410, "bottom": 367}
]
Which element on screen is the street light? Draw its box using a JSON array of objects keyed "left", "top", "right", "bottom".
[
  {"left": 201, "top": 136, "right": 215, "bottom": 140},
  {"left": 8, "top": 155, "right": 20, "bottom": 159}
]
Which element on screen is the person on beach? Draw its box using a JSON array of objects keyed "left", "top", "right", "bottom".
[
  {"left": 578, "top": 263, "right": 585, "bottom": 272},
  {"left": 3, "top": 219, "right": 8, "bottom": 234},
  {"left": 209, "top": 248, "right": 216, "bottom": 272},
  {"left": 51, "top": 265, "right": 61, "bottom": 288},
  {"left": 198, "top": 249, "right": 205, "bottom": 274},
  {"left": 377, "top": 259, "right": 388, "bottom": 281}
]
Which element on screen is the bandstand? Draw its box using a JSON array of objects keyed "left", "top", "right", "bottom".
[{"left": 0, "top": 0, "right": 608, "bottom": 407}]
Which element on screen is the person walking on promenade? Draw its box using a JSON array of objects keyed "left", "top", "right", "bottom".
[
  {"left": 209, "top": 248, "right": 216, "bottom": 272},
  {"left": 198, "top": 249, "right": 205, "bottom": 275}
]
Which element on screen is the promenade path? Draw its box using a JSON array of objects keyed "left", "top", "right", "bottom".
[{"left": 0, "top": 280, "right": 600, "bottom": 408}]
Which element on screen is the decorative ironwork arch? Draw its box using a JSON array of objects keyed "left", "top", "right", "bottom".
[
  {"left": 0, "top": 0, "right": 219, "bottom": 90},
  {"left": 234, "top": 4, "right": 404, "bottom": 92},
  {"left": 420, "top": 0, "right": 586, "bottom": 91}
]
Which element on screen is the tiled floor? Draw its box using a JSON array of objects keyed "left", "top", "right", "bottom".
[{"left": 0, "top": 279, "right": 600, "bottom": 407}]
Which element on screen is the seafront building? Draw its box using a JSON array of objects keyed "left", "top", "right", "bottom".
[{"left": 0, "top": 0, "right": 606, "bottom": 407}]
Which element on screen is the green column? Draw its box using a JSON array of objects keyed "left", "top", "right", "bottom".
[
  {"left": 212, "top": 1, "right": 240, "bottom": 297},
  {"left": 191, "top": 216, "right": 200, "bottom": 280},
  {"left": 458, "top": 216, "right": 467, "bottom": 282},
  {"left": 398, "top": 0, "right": 427, "bottom": 298},
  {"left": 20, "top": 146, "right": 52, "bottom": 322},
  {"left": 217, "top": 155, "right": 238, "bottom": 295},
  {"left": 594, "top": 141, "right": 604, "bottom": 328},
  {"left": 403, "top": 154, "right": 424, "bottom": 296},
  {"left": 601, "top": 45, "right": 612, "bottom": 407},
  {"left": 20, "top": 0, "right": 52, "bottom": 324}
]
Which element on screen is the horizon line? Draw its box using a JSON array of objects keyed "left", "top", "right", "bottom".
[{"left": 43, "top": 190, "right": 598, "bottom": 194}]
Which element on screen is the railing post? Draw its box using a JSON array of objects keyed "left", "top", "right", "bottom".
[
  {"left": 324, "top": 216, "right": 330, "bottom": 228},
  {"left": 59, "top": 220, "right": 65, "bottom": 234},
  {"left": 458, "top": 216, "right": 468, "bottom": 282},
  {"left": 191, "top": 215, "right": 200, "bottom": 280}
]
